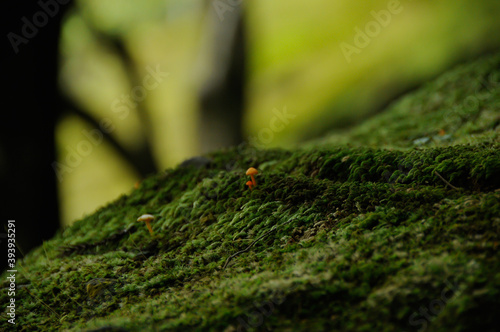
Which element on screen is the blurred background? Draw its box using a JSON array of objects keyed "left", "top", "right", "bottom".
[{"left": 3, "top": 0, "right": 500, "bottom": 260}]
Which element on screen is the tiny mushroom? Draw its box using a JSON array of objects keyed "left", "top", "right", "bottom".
[
  {"left": 137, "top": 214, "right": 155, "bottom": 236},
  {"left": 246, "top": 180, "right": 254, "bottom": 190},
  {"left": 246, "top": 167, "right": 258, "bottom": 188}
]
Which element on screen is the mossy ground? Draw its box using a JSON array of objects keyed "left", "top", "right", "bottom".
[{"left": 2, "top": 54, "right": 499, "bottom": 331}]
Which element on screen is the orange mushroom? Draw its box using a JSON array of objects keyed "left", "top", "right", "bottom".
[
  {"left": 246, "top": 180, "right": 254, "bottom": 190},
  {"left": 137, "top": 214, "right": 155, "bottom": 236},
  {"left": 246, "top": 167, "right": 258, "bottom": 187}
]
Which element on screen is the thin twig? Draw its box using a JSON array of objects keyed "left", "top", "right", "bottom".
[
  {"left": 42, "top": 241, "right": 52, "bottom": 267},
  {"left": 434, "top": 170, "right": 460, "bottom": 190},
  {"left": 222, "top": 218, "right": 296, "bottom": 270},
  {"left": 129, "top": 235, "right": 149, "bottom": 260},
  {"left": 25, "top": 287, "right": 60, "bottom": 318}
]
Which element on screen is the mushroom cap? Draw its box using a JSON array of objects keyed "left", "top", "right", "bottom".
[
  {"left": 246, "top": 180, "right": 253, "bottom": 186},
  {"left": 246, "top": 167, "right": 258, "bottom": 176},
  {"left": 137, "top": 214, "right": 155, "bottom": 222}
]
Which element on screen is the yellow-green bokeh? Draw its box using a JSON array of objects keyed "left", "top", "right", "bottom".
[{"left": 57, "top": 0, "right": 500, "bottom": 224}]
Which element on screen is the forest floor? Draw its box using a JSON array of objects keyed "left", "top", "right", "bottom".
[{"left": 1, "top": 53, "right": 499, "bottom": 331}]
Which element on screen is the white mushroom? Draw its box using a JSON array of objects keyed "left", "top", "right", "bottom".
[{"left": 137, "top": 214, "right": 155, "bottom": 235}]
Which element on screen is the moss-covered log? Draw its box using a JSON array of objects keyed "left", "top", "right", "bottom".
[{"left": 1, "top": 53, "right": 499, "bottom": 331}]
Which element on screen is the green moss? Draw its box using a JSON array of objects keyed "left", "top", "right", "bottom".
[
  {"left": 2, "top": 54, "right": 500, "bottom": 331},
  {"left": 316, "top": 53, "right": 500, "bottom": 149}
]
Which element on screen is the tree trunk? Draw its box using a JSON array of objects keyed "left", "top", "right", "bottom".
[
  {"left": 197, "top": 2, "right": 246, "bottom": 153},
  {"left": 1, "top": 1, "right": 71, "bottom": 270}
]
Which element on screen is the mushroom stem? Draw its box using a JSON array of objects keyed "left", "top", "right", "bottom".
[
  {"left": 137, "top": 214, "right": 155, "bottom": 236},
  {"left": 145, "top": 221, "right": 154, "bottom": 235},
  {"left": 246, "top": 180, "right": 254, "bottom": 190},
  {"left": 245, "top": 167, "right": 258, "bottom": 189}
]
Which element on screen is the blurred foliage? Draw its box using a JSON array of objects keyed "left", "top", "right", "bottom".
[{"left": 56, "top": 0, "right": 500, "bottom": 224}]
